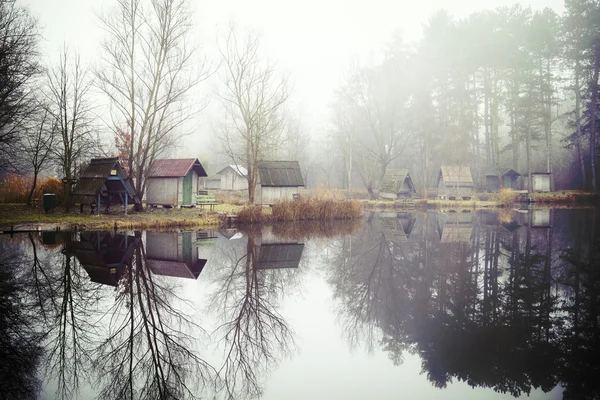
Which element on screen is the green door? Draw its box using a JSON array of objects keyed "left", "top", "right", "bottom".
[{"left": 183, "top": 172, "right": 192, "bottom": 205}]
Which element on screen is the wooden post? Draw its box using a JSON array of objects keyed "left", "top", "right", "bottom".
[
  {"left": 125, "top": 194, "right": 128, "bottom": 215},
  {"left": 97, "top": 194, "right": 101, "bottom": 216}
]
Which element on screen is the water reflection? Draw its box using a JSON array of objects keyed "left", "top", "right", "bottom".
[
  {"left": 328, "top": 209, "right": 599, "bottom": 399},
  {"left": 0, "top": 210, "right": 598, "bottom": 399}
]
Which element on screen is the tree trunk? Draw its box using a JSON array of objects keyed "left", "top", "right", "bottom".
[
  {"left": 575, "top": 58, "right": 587, "bottom": 188},
  {"left": 27, "top": 171, "right": 38, "bottom": 206},
  {"left": 590, "top": 38, "right": 600, "bottom": 191}
]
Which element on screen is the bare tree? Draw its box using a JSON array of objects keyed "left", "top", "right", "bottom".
[
  {"left": 216, "top": 25, "right": 292, "bottom": 203},
  {"left": 97, "top": 0, "right": 211, "bottom": 211},
  {"left": 20, "top": 106, "right": 56, "bottom": 205},
  {"left": 46, "top": 47, "right": 96, "bottom": 210},
  {"left": 0, "top": 0, "right": 41, "bottom": 172}
]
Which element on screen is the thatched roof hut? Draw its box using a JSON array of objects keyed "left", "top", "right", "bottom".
[{"left": 379, "top": 169, "right": 417, "bottom": 199}]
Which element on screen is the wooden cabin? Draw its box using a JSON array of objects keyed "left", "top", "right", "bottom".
[
  {"left": 217, "top": 165, "right": 248, "bottom": 191},
  {"left": 437, "top": 166, "right": 474, "bottom": 199},
  {"left": 202, "top": 176, "right": 222, "bottom": 190},
  {"left": 379, "top": 212, "right": 416, "bottom": 243},
  {"left": 145, "top": 232, "right": 207, "bottom": 279},
  {"left": 379, "top": 169, "right": 417, "bottom": 199},
  {"left": 72, "top": 157, "right": 139, "bottom": 215},
  {"left": 67, "top": 231, "right": 140, "bottom": 287},
  {"left": 255, "top": 161, "right": 304, "bottom": 205},
  {"left": 437, "top": 212, "right": 473, "bottom": 243},
  {"left": 146, "top": 158, "right": 208, "bottom": 207},
  {"left": 485, "top": 168, "right": 520, "bottom": 192},
  {"left": 256, "top": 243, "right": 305, "bottom": 269},
  {"left": 524, "top": 172, "right": 552, "bottom": 192}
]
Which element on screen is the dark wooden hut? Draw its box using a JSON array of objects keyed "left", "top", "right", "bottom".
[
  {"left": 379, "top": 169, "right": 417, "bottom": 199},
  {"left": 255, "top": 161, "right": 304, "bottom": 205},
  {"left": 67, "top": 231, "right": 140, "bottom": 287},
  {"left": 485, "top": 168, "right": 520, "bottom": 192},
  {"left": 72, "top": 157, "right": 139, "bottom": 214}
]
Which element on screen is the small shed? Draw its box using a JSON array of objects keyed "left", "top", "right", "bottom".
[
  {"left": 485, "top": 168, "right": 520, "bottom": 192},
  {"left": 146, "top": 158, "right": 208, "bottom": 207},
  {"left": 437, "top": 166, "right": 474, "bottom": 199},
  {"left": 524, "top": 172, "right": 552, "bottom": 192},
  {"left": 203, "top": 176, "right": 222, "bottom": 190},
  {"left": 255, "top": 161, "right": 304, "bottom": 205},
  {"left": 68, "top": 231, "right": 140, "bottom": 287},
  {"left": 379, "top": 169, "right": 417, "bottom": 199},
  {"left": 145, "top": 232, "right": 207, "bottom": 279},
  {"left": 72, "top": 157, "right": 139, "bottom": 214},
  {"left": 379, "top": 212, "right": 416, "bottom": 243},
  {"left": 217, "top": 165, "right": 248, "bottom": 191},
  {"left": 437, "top": 212, "right": 473, "bottom": 243},
  {"left": 256, "top": 243, "right": 305, "bottom": 269}
]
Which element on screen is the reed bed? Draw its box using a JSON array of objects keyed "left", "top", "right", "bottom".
[
  {"left": 236, "top": 198, "right": 363, "bottom": 223},
  {"left": 496, "top": 188, "right": 518, "bottom": 207}
]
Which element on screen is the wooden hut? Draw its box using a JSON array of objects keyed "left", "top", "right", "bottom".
[
  {"left": 379, "top": 169, "right": 417, "bottom": 199},
  {"left": 72, "top": 157, "right": 139, "bottom": 215},
  {"left": 437, "top": 212, "right": 473, "bottom": 243},
  {"left": 530, "top": 209, "right": 552, "bottom": 228},
  {"left": 256, "top": 243, "right": 305, "bottom": 269},
  {"left": 255, "top": 161, "right": 304, "bottom": 205},
  {"left": 67, "top": 231, "right": 140, "bottom": 287},
  {"left": 217, "top": 165, "right": 248, "bottom": 191},
  {"left": 146, "top": 158, "right": 208, "bottom": 207},
  {"left": 379, "top": 212, "right": 416, "bottom": 243},
  {"left": 145, "top": 232, "right": 207, "bottom": 279},
  {"left": 485, "top": 168, "right": 520, "bottom": 192},
  {"left": 202, "top": 176, "right": 222, "bottom": 190},
  {"left": 524, "top": 172, "right": 552, "bottom": 192},
  {"left": 437, "top": 166, "right": 474, "bottom": 199}
]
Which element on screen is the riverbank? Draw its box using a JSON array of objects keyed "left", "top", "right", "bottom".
[
  {"left": 0, "top": 203, "right": 243, "bottom": 232},
  {"left": 362, "top": 190, "right": 598, "bottom": 211}
]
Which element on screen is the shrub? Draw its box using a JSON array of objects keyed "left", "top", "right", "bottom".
[
  {"left": 497, "top": 188, "right": 517, "bottom": 207},
  {"left": 0, "top": 175, "right": 64, "bottom": 204},
  {"left": 237, "top": 205, "right": 265, "bottom": 223}
]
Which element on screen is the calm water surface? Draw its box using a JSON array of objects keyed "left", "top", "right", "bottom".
[{"left": 1, "top": 208, "right": 598, "bottom": 399}]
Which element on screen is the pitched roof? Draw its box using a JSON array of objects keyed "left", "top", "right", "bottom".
[
  {"left": 380, "top": 169, "right": 416, "bottom": 194},
  {"left": 257, "top": 161, "right": 304, "bottom": 187},
  {"left": 217, "top": 164, "right": 248, "bottom": 177},
  {"left": 439, "top": 166, "right": 474, "bottom": 185},
  {"left": 72, "top": 158, "right": 137, "bottom": 204},
  {"left": 485, "top": 168, "right": 520, "bottom": 178},
  {"left": 256, "top": 243, "right": 304, "bottom": 269},
  {"left": 148, "top": 158, "right": 207, "bottom": 178},
  {"left": 146, "top": 259, "right": 207, "bottom": 279}
]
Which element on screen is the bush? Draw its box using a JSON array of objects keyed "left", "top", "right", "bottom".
[
  {"left": 237, "top": 205, "right": 265, "bottom": 223},
  {"left": 0, "top": 175, "right": 64, "bottom": 204},
  {"left": 497, "top": 188, "right": 517, "bottom": 207}
]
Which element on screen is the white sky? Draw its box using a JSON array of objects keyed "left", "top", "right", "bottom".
[{"left": 20, "top": 0, "right": 564, "bottom": 162}]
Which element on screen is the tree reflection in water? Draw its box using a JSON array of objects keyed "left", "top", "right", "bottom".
[
  {"left": 209, "top": 227, "right": 301, "bottom": 399},
  {"left": 326, "top": 209, "right": 600, "bottom": 399}
]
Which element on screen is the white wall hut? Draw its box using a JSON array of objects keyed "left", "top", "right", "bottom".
[
  {"left": 255, "top": 161, "right": 304, "bottom": 205},
  {"left": 524, "top": 172, "right": 552, "bottom": 192},
  {"left": 217, "top": 165, "right": 248, "bottom": 191},
  {"left": 146, "top": 158, "right": 208, "bottom": 207},
  {"left": 437, "top": 166, "right": 474, "bottom": 199},
  {"left": 379, "top": 169, "right": 417, "bottom": 199}
]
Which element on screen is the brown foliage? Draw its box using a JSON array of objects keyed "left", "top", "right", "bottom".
[
  {"left": 0, "top": 175, "right": 63, "bottom": 204},
  {"left": 271, "top": 198, "right": 363, "bottom": 221}
]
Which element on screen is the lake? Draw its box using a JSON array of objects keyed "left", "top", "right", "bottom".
[{"left": 1, "top": 208, "right": 597, "bottom": 399}]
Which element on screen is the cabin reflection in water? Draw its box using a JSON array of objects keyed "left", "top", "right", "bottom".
[
  {"left": 68, "top": 231, "right": 139, "bottom": 286},
  {"left": 146, "top": 231, "right": 208, "bottom": 279},
  {"left": 379, "top": 211, "right": 416, "bottom": 243},
  {"left": 436, "top": 211, "right": 473, "bottom": 243}
]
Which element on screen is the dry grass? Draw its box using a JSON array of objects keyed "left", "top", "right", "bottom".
[
  {"left": 496, "top": 188, "right": 518, "bottom": 207},
  {"left": 529, "top": 190, "right": 597, "bottom": 204},
  {"left": 237, "top": 198, "right": 363, "bottom": 223}
]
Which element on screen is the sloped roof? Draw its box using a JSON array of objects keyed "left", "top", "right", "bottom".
[
  {"left": 256, "top": 243, "right": 304, "bottom": 269},
  {"left": 72, "top": 158, "right": 137, "bottom": 204},
  {"left": 439, "top": 166, "right": 474, "bottom": 186},
  {"left": 257, "top": 161, "right": 304, "bottom": 187},
  {"left": 217, "top": 164, "right": 248, "bottom": 177},
  {"left": 148, "top": 158, "right": 207, "bottom": 178},
  {"left": 485, "top": 168, "right": 520, "bottom": 178},
  {"left": 380, "top": 169, "right": 416, "bottom": 194},
  {"left": 146, "top": 259, "right": 207, "bottom": 279}
]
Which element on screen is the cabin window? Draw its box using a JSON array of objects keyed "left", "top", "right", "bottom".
[{"left": 110, "top": 169, "right": 117, "bottom": 176}]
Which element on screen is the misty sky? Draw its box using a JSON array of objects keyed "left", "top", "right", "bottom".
[{"left": 20, "top": 0, "right": 564, "bottom": 162}]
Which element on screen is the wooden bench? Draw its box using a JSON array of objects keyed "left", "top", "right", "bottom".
[{"left": 196, "top": 194, "right": 219, "bottom": 211}]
